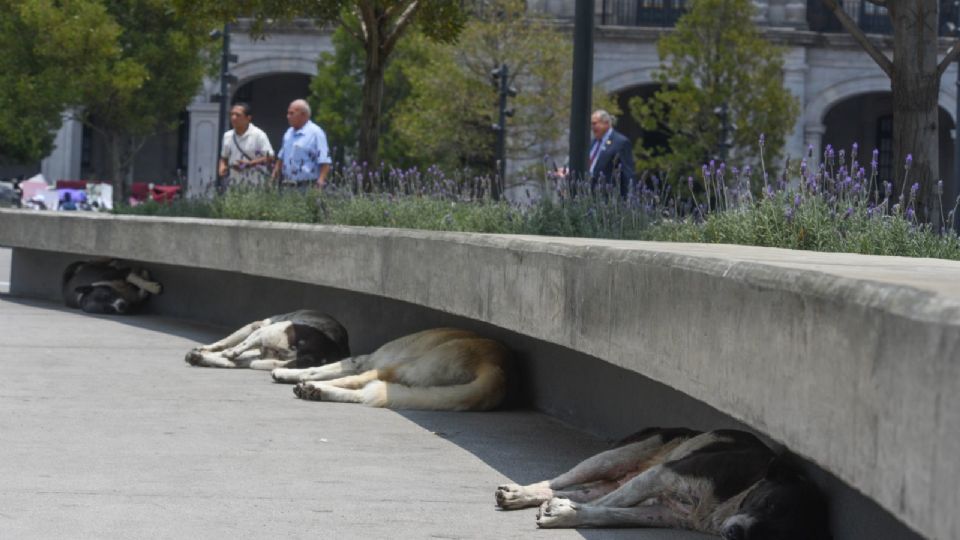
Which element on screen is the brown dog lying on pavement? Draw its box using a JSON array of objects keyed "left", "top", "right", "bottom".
[
  {"left": 496, "top": 427, "right": 831, "bottom": 540},
  {"left": 271, "top": 328, "right": 510, "bottom": 411}
]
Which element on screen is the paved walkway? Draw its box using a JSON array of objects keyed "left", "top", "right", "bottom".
[{"left": 0, "top": 290, "right": 709, "bottom": 539}]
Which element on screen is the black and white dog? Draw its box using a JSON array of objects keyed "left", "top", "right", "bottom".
[
  {"left": 62, "top": 259, "right": 163, "bottom": 315},
  {"left": 185, "top": 310, "right": 350, "bottom": 371},
  {"left": 496, "top": 428, "right": 831, "bottom": 540}
]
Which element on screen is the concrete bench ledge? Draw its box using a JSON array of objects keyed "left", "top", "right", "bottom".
[{"left": 1, "top": 209, "right": 956, "bottom": 539}]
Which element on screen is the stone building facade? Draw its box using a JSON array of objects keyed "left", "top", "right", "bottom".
[{"left": 19, "top": 1, "right": 960, "bottom": 197}]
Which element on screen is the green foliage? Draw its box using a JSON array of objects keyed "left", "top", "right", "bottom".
[
  {"left": 642, "top": 194, "right": 960, "bottom": 259},
  {"left": 0, "top": 0, "right": 120, "bottom": 162},
  {"left": 392, "top": 0, "right": 619, "bottom": 178},
  {"left": 75, "top": 0, "right": 219, "bottom": 185},
  {"left": 630, "top": 0, "right": 799, "bottom": 183},
  {"left": 174, "top": 0, "right": 468, "bottom": 165},
  {"left": 115, "top": 162, "right": 960, "bottom": 261},
  {"left": 310, "top": 26, "right": 428, "bottom": 167}
]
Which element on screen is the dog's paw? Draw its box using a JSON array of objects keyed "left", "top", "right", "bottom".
[
  {"left": 294, "top": 381, "right": 324, "bottom": 401},
  {"left": 496, "top": 483, "right": 546, "bottom": 510},
  {"left": 185, "top": 349, "right": 203, "bottom": 366},
  {"left": 536, "top": 498, "right": 579, "bottom": 528},
  {"left": 272, "top": 368, "right": 300, "bottom": 384}
]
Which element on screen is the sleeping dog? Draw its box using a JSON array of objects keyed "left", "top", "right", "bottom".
[
  {"left": 185, "top": 309, "right": 350, "bottom": 370},
  {"left": 496, "top": 428, "right": 831, "bottom": 540},
  {"left": 62, "top": 259, "right": 163, "bottom": 314},
  {"left": 271, "top": 328, "right": 510, "bottom": 411}
]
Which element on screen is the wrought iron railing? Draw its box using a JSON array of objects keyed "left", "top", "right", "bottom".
[
  {"left": 807, "top": 0, "right": 958, "bottom": 35},
  {"left": 596, "top": 0, "right": 958, "bottom": 36},
  {"left": 600, "top": 0, "right": 689, "bottom": 27}
]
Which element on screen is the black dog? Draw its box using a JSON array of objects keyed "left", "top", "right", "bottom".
[
  {"left": 185, "top": 310, "right": 350, "bottom": 370},
  {"left": 496, "top": 427, "right": 831, "bottom": 539},
  {"left": 62, "top": 260, "right": 163, "bottom": 314}
]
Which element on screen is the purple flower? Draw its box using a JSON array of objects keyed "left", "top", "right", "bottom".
[
  {"left": 938, "top": 180, "right": 944, "bottom": 195},
  {"left": 910, "top": 182, "right": 919, "bottom": 196},
  {"left": 906, "top": 208, "right": 915, "bottom": 220},
  {"left": 844, "top": 207, "right": 854, "bottom": 219},
  {"left": 807, "top": 144, "right": 814, "bottom": 158},
  {"left": 785, "top": 206, "right": 794, "bottom": 221},
  {"left": 793, "top": 194, "right": 802, "bottom": 208},
  {"left": 759, "top": 133, "right": 766, "bottom": 146},
  {"left": 905, "top": 154, "right": 913, "bottom": 168}
]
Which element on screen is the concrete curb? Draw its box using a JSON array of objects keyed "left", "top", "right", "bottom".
[{"left": 1, "top": 209, "right": 956, "bottom": 539}]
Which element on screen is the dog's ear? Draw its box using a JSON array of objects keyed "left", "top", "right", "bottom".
[
  {"left": 765, "top": 454, "right": 803, "bottom": 483},
  {"left": 74, "top": 285, "right": 94, "bottom": 296}
]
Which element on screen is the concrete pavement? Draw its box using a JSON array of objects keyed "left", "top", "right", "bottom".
[
  {"left": 0, "top": 247, "right": 9, "bottom": 293},
  {"left": 0, "top": 294, "right": 710, "bottom": 539}
]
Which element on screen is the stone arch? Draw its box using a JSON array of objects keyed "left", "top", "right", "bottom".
[
  {"left": 232, "top": 57, "right": 318, "bottom": 89},
  {"left": 597, "top": 67, "right": 660, "bottom": 94},
  {"left": 805, "top": 75, "right": 957, "bottom": 127}
]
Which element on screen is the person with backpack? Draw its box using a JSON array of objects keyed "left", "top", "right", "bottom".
[{"left": 218, "top": 103, "right": 275, "bottom": 188}]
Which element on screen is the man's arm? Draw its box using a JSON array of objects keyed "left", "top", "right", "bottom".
[
  {"left": 618, "top": 137, "right": 636, "bottom": 183},
  {"left": 314, "top": 129, "right": 332, "bottom": 188},
  {"left": 317, "top": 164, "right": 330, "bottom": 187},
  {"left": 218, "top": 158, "right": 229, "bottom": 178},
  {"left": 272, "top": 159, "right": 282, "bottom": 183}
]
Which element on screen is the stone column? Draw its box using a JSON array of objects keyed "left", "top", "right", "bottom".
[
  {"left": 40, "top": 113, "right": 83, "bottom": 184},
  {"left": 186, "top": 101, "right": 220, "bottom": 197},
  {"left": 804, "top": 124, "right": 826, "bottom": 164},
  {"left": 783, "top": 0, "right": 808, "bottom": 27},
  {"left": 783, "top": 47, "right": 808, "bottom": 164},
  {"left": 752, "top": 0, "right": 770, "bottom": 24}
]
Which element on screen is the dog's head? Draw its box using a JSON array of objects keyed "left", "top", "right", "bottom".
[
  {"left": 720, "top": 459, "right": 831, "bottom": 540},
  {"left": 75, "top": 285, "right": 130, "bottom": 315},
  {"left": 290, "top": 323, "right": 352, "bottom": 368}
]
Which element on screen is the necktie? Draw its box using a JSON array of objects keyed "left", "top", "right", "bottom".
[{"left": 589, "top": 140, "right": 601, "bottom": 168}]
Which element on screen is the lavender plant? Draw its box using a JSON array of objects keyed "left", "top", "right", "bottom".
[{"left": 115, "top": 140, "right": 960, "bottom": 261}]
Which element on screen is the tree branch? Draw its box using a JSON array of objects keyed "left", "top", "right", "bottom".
[
  {"left": 339, "top": 15, "right": 365, "bottom": 43},
  {"left": 820, "top": 0, "right": 894, "bottom": 77},
  {"left": 938, "top": 38, "right": 960, "bottom": 76},
  {"left": 382, "top": 0, "right": 419, "bottom": 57},
  {"left": 357, "top": 3, "right": 377, "bottom": 45}
]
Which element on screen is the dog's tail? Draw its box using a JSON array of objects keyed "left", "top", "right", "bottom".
[{"left": 363, "top": 361, "right": 508, "bottom": 411}]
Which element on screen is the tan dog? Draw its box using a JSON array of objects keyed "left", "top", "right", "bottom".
[{"left": 272, "top": 328, "right": 510, "bottom": 411}]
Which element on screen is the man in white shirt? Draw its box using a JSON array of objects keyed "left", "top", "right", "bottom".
[
  {"left": 273, "top": 99, "right": 331, "bottom": 191},
  {"left": 219, "top": 103, "right": 275, "bottom": 187}
]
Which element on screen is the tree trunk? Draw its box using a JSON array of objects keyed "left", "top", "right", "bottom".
[
  {"left": 108, "top": 134, "right": 133, "bottom": 206},
  {"left": 358, "top": 46, "right": 385, "bottom": 170},
  {"left": 889, "top": 0, "right": 942, "bottom": 224}
]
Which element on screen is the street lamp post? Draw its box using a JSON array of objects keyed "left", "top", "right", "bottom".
[
  {"left": 954, "top": 2, "right": 960, "bottom": 230},
  {"left": 569, "top": 0, "right": 595, "bottom": 182},
  {"left": 211, "top": 23, "right": 237, "bottom": 193},
  {"left": 490, "top": 64, "right": 516, "bottom": 201}
]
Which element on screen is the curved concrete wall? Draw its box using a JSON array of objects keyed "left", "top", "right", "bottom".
[{"left": 1, "top": 209, "right": 957, "bottom": 539}]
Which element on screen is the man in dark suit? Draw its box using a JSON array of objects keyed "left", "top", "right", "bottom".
[{"left": 589, "top": 109, "right": 636, "bottom": 198}]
